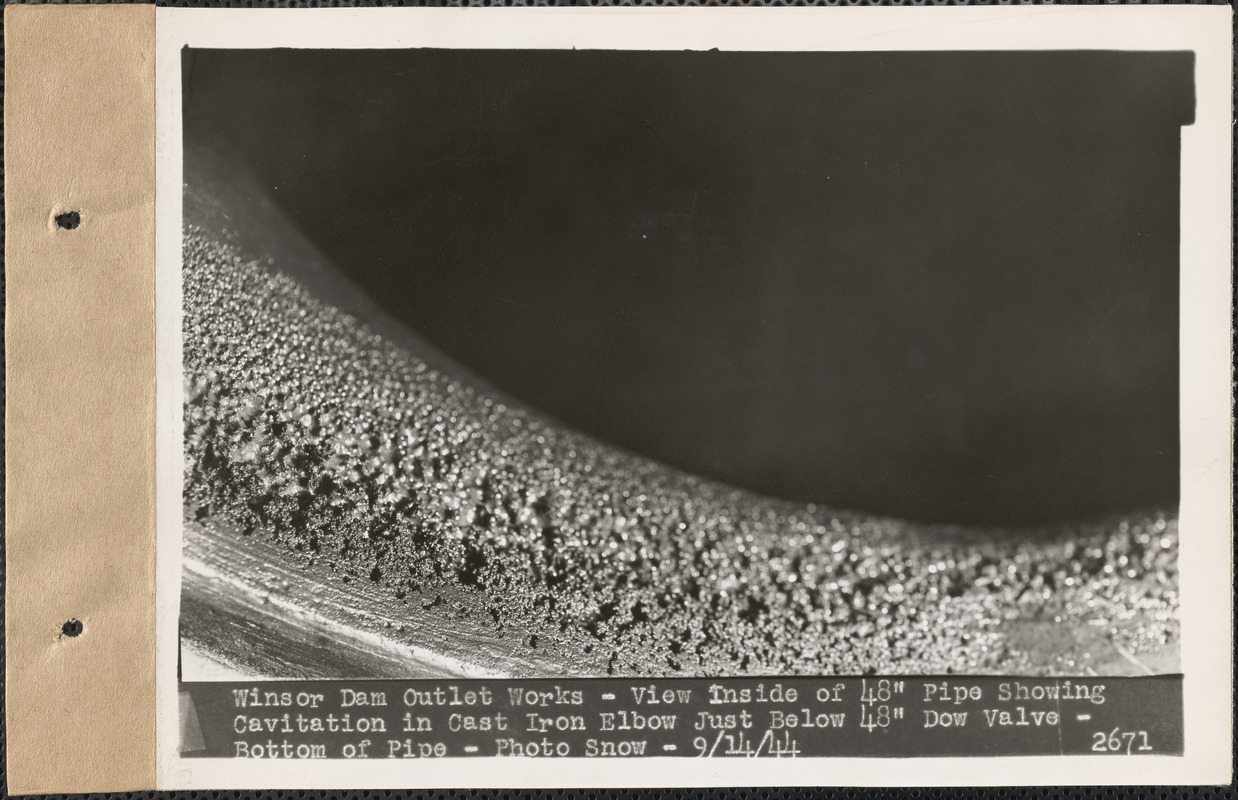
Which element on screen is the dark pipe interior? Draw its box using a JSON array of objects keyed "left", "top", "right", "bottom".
[{"left": 183, "top": 48, "right": 1193, "bottom": 526}]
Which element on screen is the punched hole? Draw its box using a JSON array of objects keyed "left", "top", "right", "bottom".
[
  {"left": 54, "top": 211, "right": 81, "bottom": 231},
  {"left": 61, "top": 618, "right": 84, "bottom": 637}
]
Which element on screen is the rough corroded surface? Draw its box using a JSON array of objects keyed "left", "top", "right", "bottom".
[{"left": 183, "top": 225, "right": 1179, "bottom": 677}]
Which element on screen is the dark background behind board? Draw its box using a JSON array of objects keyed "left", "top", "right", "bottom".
[{"left": 182, "top": 48, "right": 1192, "bottom": 526}]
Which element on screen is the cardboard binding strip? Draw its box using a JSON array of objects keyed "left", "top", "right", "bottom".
[{"left": 4, "top": 5, "right": 158, "bottom": 793}]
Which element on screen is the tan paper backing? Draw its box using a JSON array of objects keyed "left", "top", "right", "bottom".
[{"left": 4, "top": 5, "right": 157, "bottom": 793}]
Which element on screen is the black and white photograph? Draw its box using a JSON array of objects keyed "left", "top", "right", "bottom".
[
  {"left": 178, "top": 43, "right": 1192, "bottom": 683},
  {"left": 5, "top": 4, "right": 1232, "bottom": 791}
]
